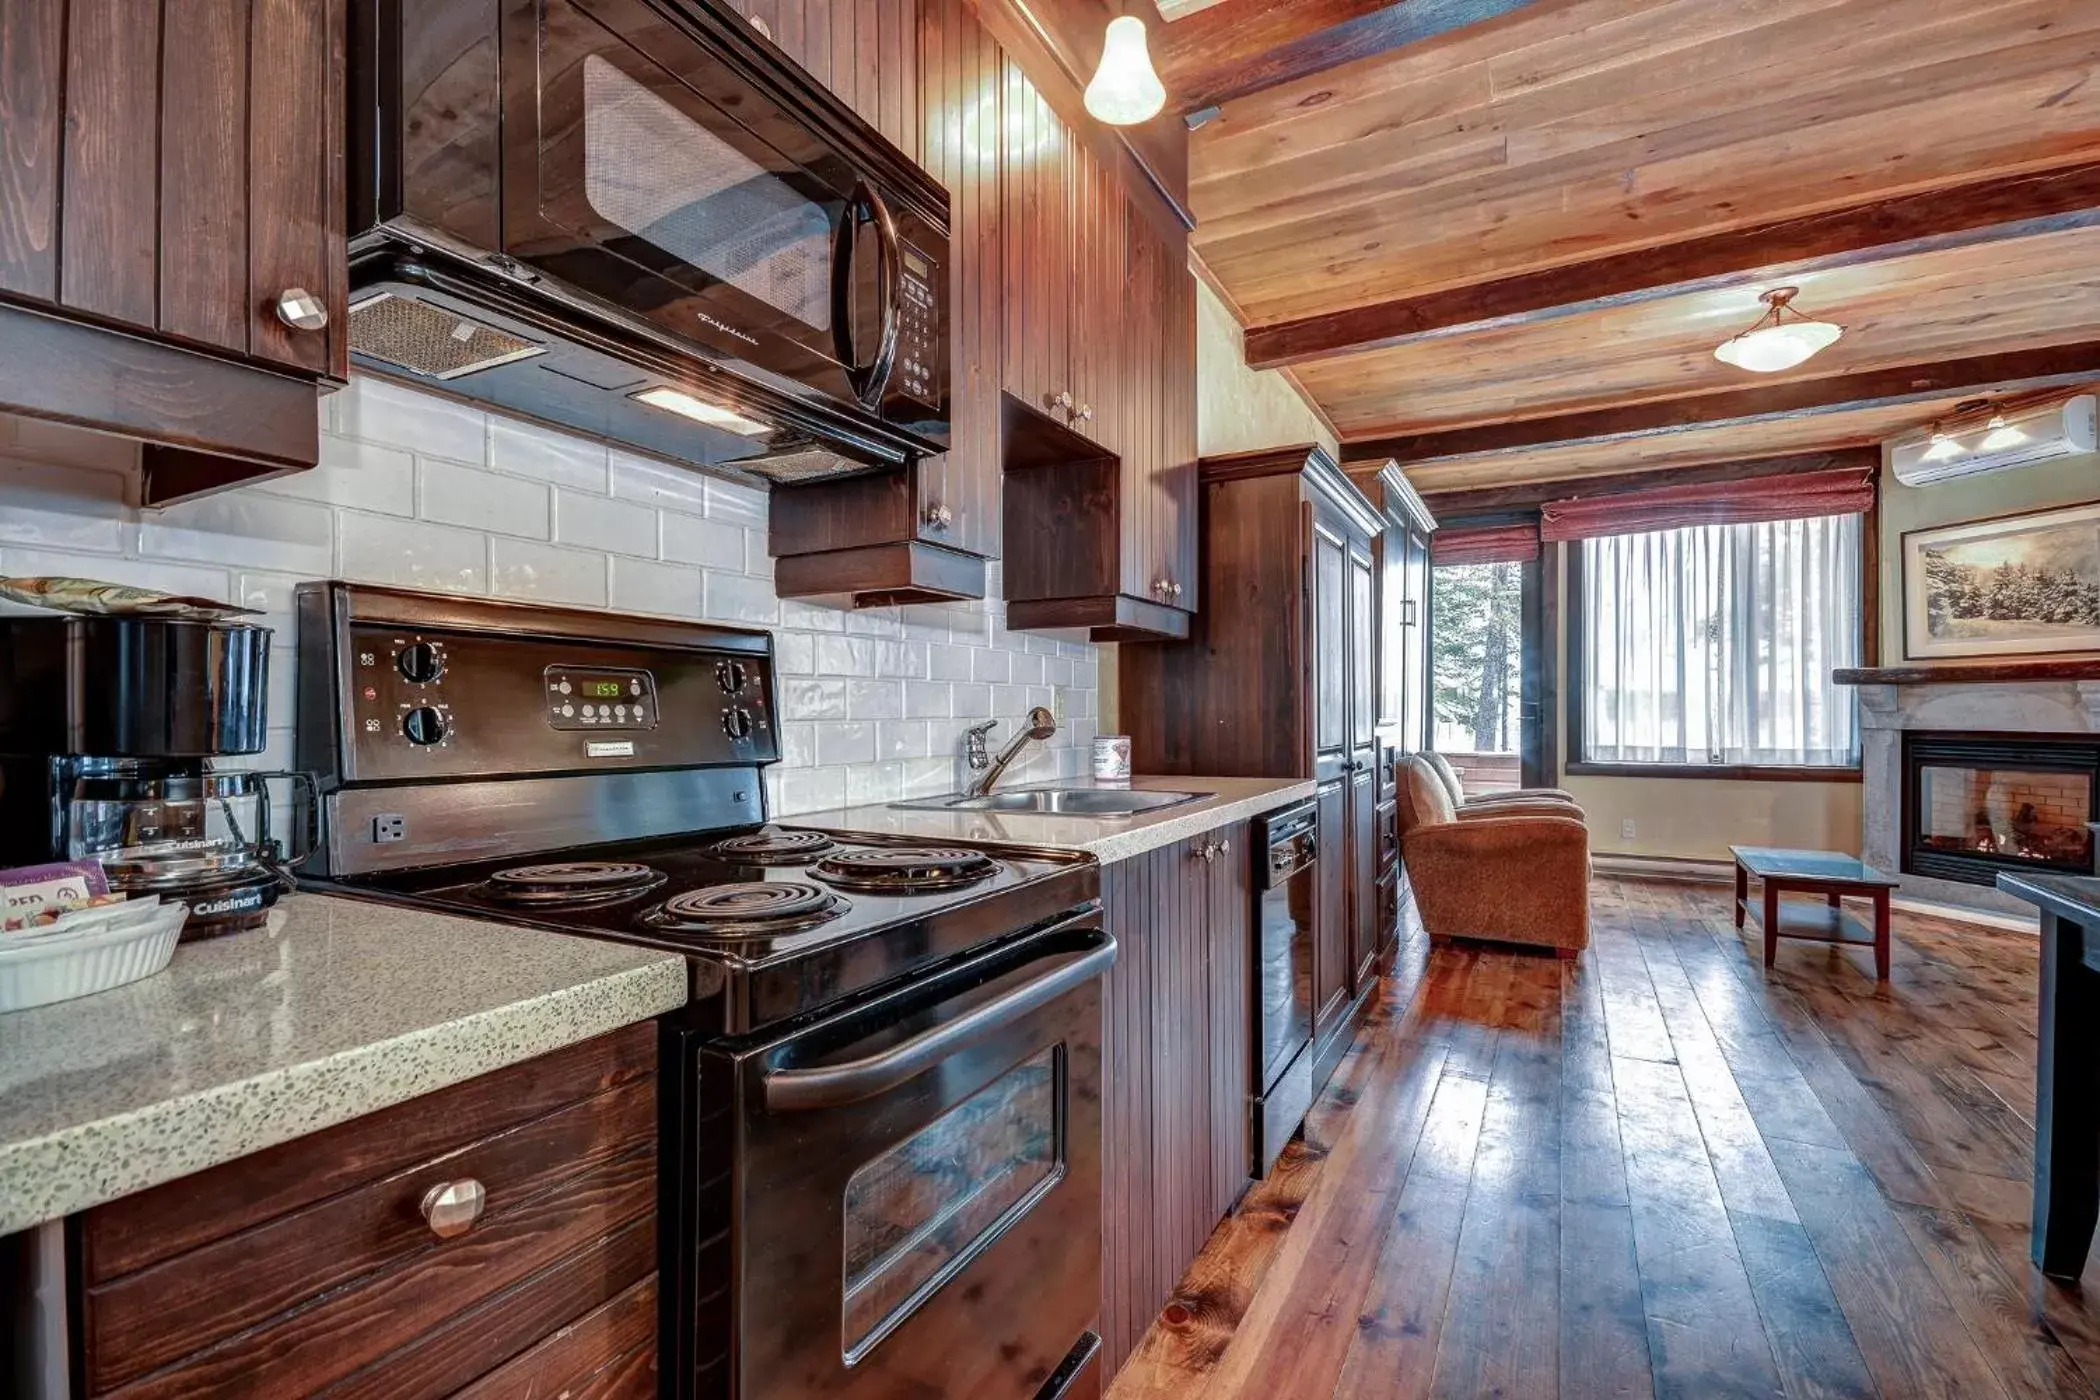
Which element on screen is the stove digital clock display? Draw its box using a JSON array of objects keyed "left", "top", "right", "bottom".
[{"left": 544, "top": 667, "right": 659, "bottom": 731}]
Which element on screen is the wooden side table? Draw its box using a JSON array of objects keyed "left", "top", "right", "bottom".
[{"left": 1729, "top": 845, "right": 1897, "bottom": 981}]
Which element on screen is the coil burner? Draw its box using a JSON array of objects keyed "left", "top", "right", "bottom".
[
  {"left": 640, "top": 882, "right": 847, "bottom": 937},
  {"left": 810, "top": 847, "right": 1000, "bottom": 894},
  {"left": 483, "top": 861, "right": 668, "bottom": 909},
  {"left": 700, "top": 828, "right": 840, "bottom": 865}
]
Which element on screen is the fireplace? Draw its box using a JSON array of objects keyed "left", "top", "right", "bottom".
[{"left": 1903, "top": 733, "right": 2100, "bottom": 885}]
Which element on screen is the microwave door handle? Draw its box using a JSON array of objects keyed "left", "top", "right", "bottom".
[
  {"left": 852, "top": 180, "right": 903, "bottom": 409},
  {"left": 830, "top": 183, "right": 864, "bottom": 376},
  {"left": 762, "top": 934, "right": 1117, "bottom": 1114}
]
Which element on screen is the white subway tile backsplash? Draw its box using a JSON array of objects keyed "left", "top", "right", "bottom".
[
  {"left": 420, "top": 460, "right": 550, "bottom": 539},
  {"left": 490, "top": 538, "right": 608, "bottom": 607},
  {"left": 0, "top": 377, "right": 1096, "bottom": 817},
  {"left": 661, "top": 511, "right": 745, "bottom": 568},
  {"left": 706, "top": 478, "right": 767, "bottom": 528},
  {"left": 263, "top": 436, "right": 416, "bottom": 515},
  {"left": 0, "top": 459, "right": 129, "bottom": 552},
  {"left": 555, "top": 490, "right": 658, "bottom": 557},
  {"left": 336, "top": 378, "right": 489, "bottom": 464},
  {"left": 705, "top": 570, "right": 780, "bottom": 625},
  {"left": 611, "top": 449, "right": 711, "bottom": 516},
  {"left": 815, "top": 721, "right": 876, "bottom": 766},
  {"left": 490, "top": 420, "right": 610, "bottom": 492},
  {"left": 338, "top": 512, "right": 486, "bottom": 593},
  {"left": 847, "top": 680, "right": 904, "bottom": 720},
  {"left": 141, "top": 491, "right": 335, "bottom": 576},
  {"left": 608, "top": 556, "right": 702, "bottom": 618}
]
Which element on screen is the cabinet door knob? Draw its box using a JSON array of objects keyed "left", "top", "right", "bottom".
[
  {"left": 1217, "top": 839, "right": 1230, "bottom": 856},
  {"left": 1048, "top": 390, "right": 1074, "bottom": 414},
  {"left": 1169, "top": 581, "right": 1184, "bottom": 599},
  {"left": 274, "top": 288, "right": 329, "bottom": 332},
  {"left": 922, "top": 502, "right": 952, "bottom": 531},
  {"left": 1074, "top": 403, "right": 1094, "bottom": 423},
  {"left": 419, "top": 1178, "right": 487, "bottom": 1238}
]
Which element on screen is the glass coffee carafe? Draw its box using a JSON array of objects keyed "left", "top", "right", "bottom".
[{"left": 63, "top": 758, "right": 316, "bottom": 934}]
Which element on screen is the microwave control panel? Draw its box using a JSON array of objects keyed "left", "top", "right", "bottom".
[{"left": 896, "top": 242, "right": 942, "bottom": 407}]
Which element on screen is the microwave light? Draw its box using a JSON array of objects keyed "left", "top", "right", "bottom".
[{"left": 632, "top": 386, "right": 770, "bottom": 437}]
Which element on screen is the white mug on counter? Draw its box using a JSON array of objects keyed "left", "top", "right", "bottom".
[{"left": 1092, "top": 735, "right": 1133, "bottom": 785}]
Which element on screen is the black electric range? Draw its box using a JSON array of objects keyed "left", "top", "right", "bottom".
[{"left": 295, "top": 583, "right": 1109, "bottom": 1400}]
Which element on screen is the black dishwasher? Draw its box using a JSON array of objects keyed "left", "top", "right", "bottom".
[{"left": 1251, "top": 801, "right": 1318, "bottom": 1176}]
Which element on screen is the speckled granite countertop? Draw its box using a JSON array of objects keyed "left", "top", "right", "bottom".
[
  {"left": 0, "top": 893, "right": 685, "bottom": 1235},
  {"left": 798, "top": 776, "right": 1317, "bottom": 863}
]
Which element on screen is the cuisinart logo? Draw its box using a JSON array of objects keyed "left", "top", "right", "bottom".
[
  {"left": 698, "top": 312, "right": 758, "bottom": 346},
  {"left": 194, "top": 888, "right": 268, "bottom": 918}
]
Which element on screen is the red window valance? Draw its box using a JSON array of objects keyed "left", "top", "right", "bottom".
[
  {"left": 1539, "top": 467, "right": 1875, "bottom": 543},
  {"left": 1431, "top": 522, "right": 1540, "bottom": 566}
]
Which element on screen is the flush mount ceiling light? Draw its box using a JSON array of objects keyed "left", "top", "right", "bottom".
[
  {"left": 1084, "top": 16, "right": 1166, "bottom": 125},
  {"left": 1712, "top": 287, "right": 1844, "bottom": 374},
  {"left": 632, "top": 386, "right": 769, "bottom": 437}
]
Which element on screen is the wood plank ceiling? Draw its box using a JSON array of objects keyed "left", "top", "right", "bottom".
[{"left": 1173, "top": 0, "right": 2100, "bottom": 496}]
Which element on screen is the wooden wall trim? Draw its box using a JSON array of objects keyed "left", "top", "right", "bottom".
[
  {"left": 1345, "top": 344, "right": 2100, "bottom": 466},
  {"left": 1246, "top": 161, "right": 2100, "bottom": 369}
]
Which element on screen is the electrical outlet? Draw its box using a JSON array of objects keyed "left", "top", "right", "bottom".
[
  {"left": 1621, "top": 818, "right": 1637, "bottom": 841},
  {"left": 1051, "top": 686, "right": 1068, "bottom": 725},
  {"left": 372, "top": 813, "right": 408, "bottom": 844}
]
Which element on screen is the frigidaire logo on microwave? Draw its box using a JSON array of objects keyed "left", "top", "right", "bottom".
[{"left": 698, "top": 312, "right": 758, "bottom": 346}]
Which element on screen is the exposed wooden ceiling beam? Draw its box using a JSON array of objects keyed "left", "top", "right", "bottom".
[
  {"left": 1247, "top": 162, "right": 2100, "bottom": 370},
  {"left": 1155, "top": 0, "right": 1549, "bottom": 116},
  {"left": 1345, "top": 342, "right": 2100, "bottom": 466},
  {"left": 1417, "top": 447, "right": 1880, "bottom": 518}
]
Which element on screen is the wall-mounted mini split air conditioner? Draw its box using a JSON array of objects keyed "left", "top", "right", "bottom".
[{"left": 1891, "top": 393, "right": 2097, "bottom": 487}]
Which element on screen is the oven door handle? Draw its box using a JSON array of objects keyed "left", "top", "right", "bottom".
[{"left": 762, "top": 933, "right": 1117, "bottom": 1114}]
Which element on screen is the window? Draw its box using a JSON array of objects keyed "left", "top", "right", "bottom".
[
  {"left": 1431, "top": 560, "right": 1524, "bottom": 756},
  {"left": 1577, "top": 514, "right": 1862, "bottom": 770}
]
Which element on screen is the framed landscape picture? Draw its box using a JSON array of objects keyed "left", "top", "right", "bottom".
[{"left": 1903, "top": 502, "right": 2100, "bottom": 659}]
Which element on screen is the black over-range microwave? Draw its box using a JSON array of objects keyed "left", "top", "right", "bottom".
[{"left": 348, "top": 0, "right": 950, "bottom": 485}]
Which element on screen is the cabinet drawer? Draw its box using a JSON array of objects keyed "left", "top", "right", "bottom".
[{"left": 75, "top": 1024, "right": 660, "bottom": 1400}]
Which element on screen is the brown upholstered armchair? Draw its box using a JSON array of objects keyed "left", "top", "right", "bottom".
[{"left": 1396, "top": 755, "right": 1590, "bottom": 956}]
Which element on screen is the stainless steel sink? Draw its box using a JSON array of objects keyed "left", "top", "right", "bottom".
[{"left": 890, "top": 787, "right": 1212, "bottom": 817}]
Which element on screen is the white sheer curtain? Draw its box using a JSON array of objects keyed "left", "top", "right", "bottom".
[{"left": 1581, "top": 514, "right": 1862, "bottom": 766}]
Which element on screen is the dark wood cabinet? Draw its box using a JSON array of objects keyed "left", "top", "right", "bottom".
[
  {"left": 1121, "top": 444, "right": 1391, "bottom": 1081},
  {"left": 0, "top": 0, "right": 345, "bottom": 499},
  {"left": 1098, "top": 825, "right": 1251, "bottom": 1377},
  {"left": 68, "top": 1024, "right": 660, "bottom": 1399}
]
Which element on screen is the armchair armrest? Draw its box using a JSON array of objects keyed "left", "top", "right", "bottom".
[
  {"left": 1457, "top": 796, "right": 1582, "bottom": 821},
  {"left": 1462, "top": 787, "right": 1575, "bottom": 805}
]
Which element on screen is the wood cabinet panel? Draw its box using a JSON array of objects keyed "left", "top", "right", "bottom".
[
  {"left": 448, "top": 1274, "right": 659, "bottom": 1400},
  {"left": 1349, "top": 767, "right": 1379, "bottom": 996},
  {"left": 159, "top": 0, "right": 250, "bottom": 353},
  {"left": 0, "top": 0, "right": 63, "bottom": 300},
  {"left": 1098, "top": 827, "right": 1253, "bottom": 1379},
  {"left": 59, "top": 0, "right": 160, "bottom": 326},
  {"left": 74, "top": 1025, "right": 660, "bottom": 1400},
  {"left": 1314, "top": 779, "right": 1349, "bottom": 1038},
  {"left": 248, "top": 0, "right": 344, "bottom": 375},
  {"left": 1313, "top": 524, "right": 1349, "bottom": 774}
]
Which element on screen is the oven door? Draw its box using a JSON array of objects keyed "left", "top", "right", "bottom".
[
  {"left": 505, "top": 0, "right": 943, "bottom": 421},
  {"left": 1251, "top": 834, "right": 1317, "bottom": 1178},
  {"left": 732, "top": 913, "right": 1109, "bottom": 1400}
]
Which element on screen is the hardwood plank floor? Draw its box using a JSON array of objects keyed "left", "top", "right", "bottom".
[{"left": 1108, "top": 878, "right": 2100, "bottom": 1400}]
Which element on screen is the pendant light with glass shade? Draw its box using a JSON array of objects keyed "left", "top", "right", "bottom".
[
  {"left": 1712, "top": 287, "right": 1844, "bottom": 373},
  {"left": 1085, "top": 15, "right": 1166, "bottom": 125}
]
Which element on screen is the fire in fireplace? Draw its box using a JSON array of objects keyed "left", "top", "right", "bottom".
[{"left": 1904, "top": 734, "right": 2100, "bottom": 885}]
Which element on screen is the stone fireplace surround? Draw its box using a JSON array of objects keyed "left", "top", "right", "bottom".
[{"left": 1843, "top": 662, "right": 2100, "bottom": 916}]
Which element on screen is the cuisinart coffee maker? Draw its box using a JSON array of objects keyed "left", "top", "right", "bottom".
[{"left": 0, "top": 615, "right": 312, "bottom": 936}]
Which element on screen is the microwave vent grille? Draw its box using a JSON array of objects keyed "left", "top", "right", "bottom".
[
  {"left": 738, "top": 446, "right": 877, "bottom": 483},
  {"left": 349, "top": 294, "right": 547, "bottom": 380}
]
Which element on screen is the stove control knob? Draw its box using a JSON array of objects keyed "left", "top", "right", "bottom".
[
  {"left": 722, "top": 706, "right": 754, "bottom": 740},
  {"left": 403, "top": 706, "right": 449, "bottom": 745},
  {"left": 397, "top": 642, "right": 444, "bottom": 685},
  {"left": 716, "top": 659, "right": 748, "bottom": 695}
]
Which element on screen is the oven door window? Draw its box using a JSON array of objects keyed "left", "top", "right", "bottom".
[{"left": 840, "top": 1046, "right": 1064, "bottom": 1363}]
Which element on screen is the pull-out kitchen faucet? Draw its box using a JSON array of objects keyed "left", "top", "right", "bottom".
[{"left": 964, "top": 708, "right": 1058, "bottom": 797}]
